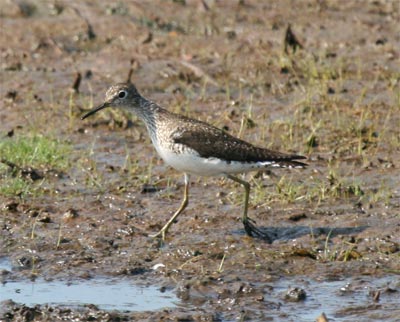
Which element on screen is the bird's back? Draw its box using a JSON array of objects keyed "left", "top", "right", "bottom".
[{"left": 149, "top": 108, "right": 306, "bottom": 174}]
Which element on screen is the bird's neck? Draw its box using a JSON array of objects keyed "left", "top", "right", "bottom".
[{"left": 131, "top": 96, "right": 166, "bottom": 141}]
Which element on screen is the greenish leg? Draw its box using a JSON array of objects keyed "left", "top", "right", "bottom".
[
  {"left": 227, "top": 174, "right": 250, "bottom": 224},
  {"left": 149, "top": 173, "right": 190, "bottom": 240},
  {"left": 227, "top": 174, "right": 271, "bottom": 242}
]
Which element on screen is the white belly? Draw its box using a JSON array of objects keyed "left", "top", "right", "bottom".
[{"left": 155, "top": 144, "right": 274, "bottom": 177}]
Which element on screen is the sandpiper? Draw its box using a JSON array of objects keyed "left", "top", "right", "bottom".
[{"left": 82, "top": 83, "right": 306, "bottom": 241}]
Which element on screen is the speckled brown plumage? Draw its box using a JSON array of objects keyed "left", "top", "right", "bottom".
[{"left": 171, "top": 119, "right": 306, "bottom": 166}]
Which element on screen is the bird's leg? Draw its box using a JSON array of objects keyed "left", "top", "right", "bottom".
[
  {"left": 149, "top": 173, "right": 190, "bottom": 240},
  {"left": 226, "top": 175, "right": 271, "bottom": 242}
]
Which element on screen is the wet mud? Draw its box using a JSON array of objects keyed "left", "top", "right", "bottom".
[{"left": 1, "top": 1, "right": 399, "bottom": 321}]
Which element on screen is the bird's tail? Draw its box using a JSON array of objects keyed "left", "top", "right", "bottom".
[{"left": 276, "top": 159, "right": 307, "bottom": 169}]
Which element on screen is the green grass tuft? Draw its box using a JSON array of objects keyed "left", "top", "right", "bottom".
[
  {"left": 0, "top": 134, "right": 71, "bottom": 197},
  {"left": 0, "top": 135, "right": 70, "bottom": 170},
  {"left": 0, "top": 177, "right": 33, "bottom": 197}
]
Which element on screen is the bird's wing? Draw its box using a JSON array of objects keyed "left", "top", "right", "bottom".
[{"left": 172, "top": 121, "right": 306, "bottom": 166}]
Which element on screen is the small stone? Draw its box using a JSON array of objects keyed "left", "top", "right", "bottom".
[
  {"left": 284, "top": 287, "right": 306, "bottom": 302},
  {"left": 21, "top": 167, "right": 43, "bottom": 181},
  {"left": 37, "top": 212, "right": 51, "bottom": 223},
  {"left": 63, "top": 209, "right": 79, "bottom": 220},
  {"left": 0, "top": 269, "right": 11, "bottom": 276},
  {"left": 316, "top": 312, "right": 329, "bottom": 322},
  {"left": 2, "top": 201, "right": 19, "bottom": 212},
  {"left": 176, "top": 282, "right": 191, "bottom": 301},
  {"left": 5, "top": 90, "right": 18, "bottom": 102},
  {"left": 375, "top": 37, "right": 387, "bottom": 45},
  {"left": 287, "top": 212, "right": 307, "bottom": 221},
  {"left": 17, "top": 256, "right": 32, "bottom": 269},
  {"left": 141, "top": 184, "right": 158, "bottom": 193}
]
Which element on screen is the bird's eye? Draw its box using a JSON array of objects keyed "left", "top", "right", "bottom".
[{"left": 118, "top": 90, "right": 127, "bottom": 99}]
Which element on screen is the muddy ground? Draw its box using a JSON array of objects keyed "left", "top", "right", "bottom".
[{"left": 0, "top": 0, "right": 399, "bottom": 321}]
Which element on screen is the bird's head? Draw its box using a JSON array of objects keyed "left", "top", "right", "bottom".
[{"left": 81, "top": 83, "right": 140, "bottom": 120}]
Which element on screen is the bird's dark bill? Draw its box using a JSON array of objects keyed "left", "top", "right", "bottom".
[{"left": 81, "top": 102, "right": 110, "bottom": 120}]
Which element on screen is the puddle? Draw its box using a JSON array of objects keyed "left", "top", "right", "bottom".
[
  {"left": 266, "top": 275, "right": 400, "bottom": 321},
  {"left": 1, "top": 257, "right": 399, "bottom": 320},
  {"left": 0, "top": 259, "right": 176, "bottom": 312}
]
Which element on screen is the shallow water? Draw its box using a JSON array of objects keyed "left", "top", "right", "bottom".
[
  {"left": 2, "top": 258, "right": 399, "bottom": 320},
  {"left": 267, "top": 276, "right": 400, "bottom": 321},
  {"left": 0, "top": 259, "right": 176, "bottom": 312}
]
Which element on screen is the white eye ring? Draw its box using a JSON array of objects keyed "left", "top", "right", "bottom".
[{"left": 118, "top": 90, "right": 127, "bottom": 99}]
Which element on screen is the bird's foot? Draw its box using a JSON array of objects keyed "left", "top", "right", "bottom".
[
  {"left": 242, "top": 217, "right": 272, "bottom": 243},
  {"left": 149, "top": 228, "right": 166, "bottom": 240}
]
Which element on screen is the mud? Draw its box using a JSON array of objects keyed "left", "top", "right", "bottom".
[{"left": 1, "top": 1, "right": 399, "bottom": 321}]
